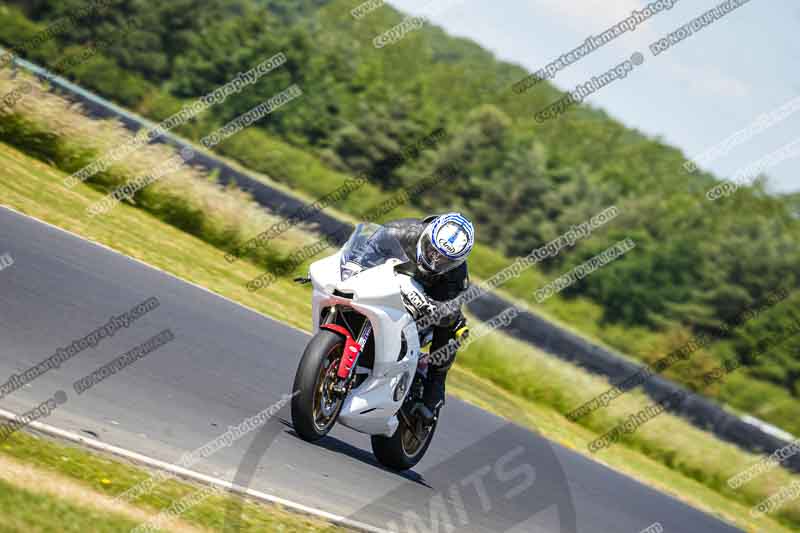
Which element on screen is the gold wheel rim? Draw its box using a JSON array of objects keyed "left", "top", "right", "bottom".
[{"left": 312, "top": 345, "right": 344, "bottom": 433}]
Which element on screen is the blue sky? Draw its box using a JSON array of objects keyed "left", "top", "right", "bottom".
[{"left": 387, "top": 0, "right": 799, "bottom": 194}]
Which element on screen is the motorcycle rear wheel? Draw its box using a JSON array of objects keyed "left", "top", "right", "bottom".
[
  {"left": 371, "top": 409, "right": 438, "bottom": 471},
  {"left": 291, "top": 330, "right": 346, "bottom": 441}
]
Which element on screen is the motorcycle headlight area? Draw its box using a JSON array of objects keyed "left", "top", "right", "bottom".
[{"left": 340, "top": 260, "right": 361, "bottom": 281}]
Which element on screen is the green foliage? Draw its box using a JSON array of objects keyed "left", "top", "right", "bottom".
[{"left": 732, "top": 292, "right": 800, "bottom": 393}]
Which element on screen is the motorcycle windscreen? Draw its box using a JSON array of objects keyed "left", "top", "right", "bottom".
[{"left": 340, "top": 223, "right": 409, "bottom": 280}]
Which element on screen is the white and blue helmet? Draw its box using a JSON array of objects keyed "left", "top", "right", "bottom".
[{"left": 417, "top": 213, "right": 475, "bottom": 274}]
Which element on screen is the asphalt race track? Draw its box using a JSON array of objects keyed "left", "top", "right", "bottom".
[{"left": 0, "top": 206, "right": 741, "bottom": 533}]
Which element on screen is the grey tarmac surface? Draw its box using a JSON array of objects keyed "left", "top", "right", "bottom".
[{"left": 0, "top": 206, "right": 741, "bottom": 533}]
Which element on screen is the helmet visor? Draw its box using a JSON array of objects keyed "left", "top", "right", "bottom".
[{"left": 419, "top": 231, "right": 463, "bottom": 274}]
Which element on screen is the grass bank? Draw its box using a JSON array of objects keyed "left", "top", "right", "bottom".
[{"left": 0, "top": 430, "right": 347, "bottom": 532}]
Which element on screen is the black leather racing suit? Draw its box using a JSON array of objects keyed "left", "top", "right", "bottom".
[{"left": 383, "top": 217, "right": 469, "bottom": 411}]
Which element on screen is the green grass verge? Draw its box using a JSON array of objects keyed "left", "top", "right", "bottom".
[
  {"left": 1, "top": 137, "right": 799, "bottom": 532},
  {"left": 0, "top": 477, "right": 142, "bottom": 533},
  {"left": 0, "top": 431, "right": 347, "bottom": 532}
]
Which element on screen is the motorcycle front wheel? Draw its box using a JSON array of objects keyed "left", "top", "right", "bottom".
[{"left": 291, "top": 330, "right": 346, "bottom": 441}]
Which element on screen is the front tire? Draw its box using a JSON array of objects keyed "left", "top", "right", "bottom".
[
  {"left": 371, "top": 412, "right": 438, "bottom": 471},
  {"left": 291, "top": 330, "right": 346, "bottom": 442}
]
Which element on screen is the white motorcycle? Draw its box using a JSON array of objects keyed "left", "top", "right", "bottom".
[{"left": 291, "top": 223, "right": 439, "bottom": 470}]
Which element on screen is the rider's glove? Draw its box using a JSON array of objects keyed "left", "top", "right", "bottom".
[
  {"left": 402, "top": 288, "right": 438, "bottom": 321},
  {"left": 454, "top": 324, "right": 470, "bottom": 344}
]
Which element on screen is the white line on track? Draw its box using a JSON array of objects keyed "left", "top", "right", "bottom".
[{"left": 0, "top": 407, "right": 388, "bottom": 533}]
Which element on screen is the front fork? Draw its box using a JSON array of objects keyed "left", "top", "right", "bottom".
[
  {"left": 321, "top": 307, "right": 372, "bottom": 394},
  {"left": 342, "top": 320, "right": 371, "bottom": 380}
]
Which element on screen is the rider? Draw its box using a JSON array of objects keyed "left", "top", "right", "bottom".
[{"left": 383, "top": 213, "right": 475, "bottom": 423}]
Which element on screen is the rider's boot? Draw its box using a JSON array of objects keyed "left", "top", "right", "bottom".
[
  {"left": 416, "top": 368, "right": 447, "bottom": 425},
  {"left": 413, "top": 318, "right": 465, "bottom": 425}
]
